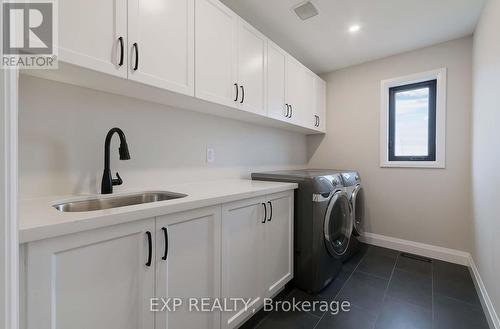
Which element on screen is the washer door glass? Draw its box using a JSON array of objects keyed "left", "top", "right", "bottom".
[
  {"left": 324, "top": 191, "right": 353, "bottom": 257},
  {"left": 351, "top": 185, "right": 364, "bottom": 236}
]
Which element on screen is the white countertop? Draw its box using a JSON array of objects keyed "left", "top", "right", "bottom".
[{"left": 19, "top": 179, "right": 297, "bottom": 243}]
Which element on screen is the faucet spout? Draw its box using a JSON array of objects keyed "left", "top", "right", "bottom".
[{"left": 101, "top": 128, "right": 131, "bottom": 194}]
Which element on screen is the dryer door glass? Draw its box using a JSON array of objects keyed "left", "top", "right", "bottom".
[
  {"left": 351, "top": 185, "right": 364, "bottom": 236},
  {"left": 324, "top": 191, "right": 353, "bottom": 257}
]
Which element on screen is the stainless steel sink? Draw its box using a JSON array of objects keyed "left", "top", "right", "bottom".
[{"left": 53, "top": 191, "right": 187, "bottom": 212}]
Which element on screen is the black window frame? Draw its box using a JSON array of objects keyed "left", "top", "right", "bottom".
[{"left": 388, "top": 79, "right": 437, "bottom": 162}]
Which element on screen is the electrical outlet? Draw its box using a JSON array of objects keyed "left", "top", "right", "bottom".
[{"left": 206, "top": 147, "right": 215, "bottom": 164}]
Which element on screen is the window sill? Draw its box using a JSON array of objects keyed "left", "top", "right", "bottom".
[{"left": 380, "top": 160, "right": 445, "bottom": 169}]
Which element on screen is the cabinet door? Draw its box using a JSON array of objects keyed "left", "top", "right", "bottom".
[
  {"left": 264, "top": 191, "right": 294, "bottom": 298},
  {"left": 25, "top": 219, "right": 155, "bottom": 329},
  {"left": 236, "top": 20, "right": 266, "bottom": 115},
  {"left": 315, "top": 76, "right": 327, "bottom": 132},
  {"left": 267, "top": 41, "right": 288, "bottom": 121},
  {"left": 128, "top": 0, "right": 194, "bottom": 95},
  {"left": 286, "top": 57, "right": 306, "bottom": 126},
  {"left": 155, "top": 206, "right": 221, "bottom": 329},
  {"left": 58, "top": 0, "right": 127, "bottom": 77},
  {"left": 301, "top": 69, "right": 316, "bottom": 129},
  {"left": 221, "top": 196, "right": 266, "bottom": 329},
  {"left": 195, "top": 0, "right": 238, "bottom": 108}
]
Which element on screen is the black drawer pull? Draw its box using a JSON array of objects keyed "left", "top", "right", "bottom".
[
  {"left": 261, "top": 203, "right": 267, "bottom": 223},
  {"left": 162, "top": 227, "right": 168, "bottom": 261},
  {"left": 240, "top": 85, "right": 245, "bottom": 103},
  {"left": 145, "top": 231, "right": 152, "bottom": 267},
  {"left": 267, "top": 201, "right": 273, "bottom": 221},
  {"left": 234, "top": 83, "right": 239, "bottom": 102},
  {"left": 133, "top": 42, "right": 139, "bottom": 71},
  {"left": 118, "top": 37, "right": 124, "bottom": 66}
]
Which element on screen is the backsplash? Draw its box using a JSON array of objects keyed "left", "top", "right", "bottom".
[{"left": 19, "top": 75, "right": 307, "bottom": 198}]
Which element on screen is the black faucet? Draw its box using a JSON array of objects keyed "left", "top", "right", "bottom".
[{"left": 101, "top": 127, "right": 131, "bottom": 194}]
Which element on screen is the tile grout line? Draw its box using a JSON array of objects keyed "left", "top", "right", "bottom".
[
  {"left": 311, "top": 310, "right": 327, "bottom": 329},
  {"left": 311, "top": 248, "right": 369, "bottom": 329},
  {"left": 371, "top": 252, "right": 400, "bottom": 329},
  {"left": 434, "top": 292, "right": 485, "bottom": 309},
  {"left": 333, "top": 249, "right": 369, "bottom": 301}
]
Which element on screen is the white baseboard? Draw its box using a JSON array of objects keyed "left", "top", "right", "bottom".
[
  {"left": 359, "top": 232, "right": 470, "bottom": 265},
  {"left": 468, "top": 256, "right": 500, "bottom": 329},
  {"left": 359, "top": 232, "right": 499, "bottom": 329}
]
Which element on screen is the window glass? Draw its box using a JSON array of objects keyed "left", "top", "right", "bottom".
[
  {"left": 388, "top": 79, "right": 436, "bottom": 161},
  {"left": 394, "top": 87, "right": 430, "bottom": 156}
]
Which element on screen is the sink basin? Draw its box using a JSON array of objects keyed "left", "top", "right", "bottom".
[{"left": 53, "top": 191, "right": 187, "bottom": 212}]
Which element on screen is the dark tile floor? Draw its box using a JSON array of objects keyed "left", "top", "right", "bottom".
[{"left": 242, "top": 244, "right": 489, "bottom": 329}]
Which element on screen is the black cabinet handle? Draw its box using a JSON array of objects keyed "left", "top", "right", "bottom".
[
  {"left": 145, "top": 231, "right": 152, "bottom": 267},
  {"left": 317, "top": 116, "right": 320, "bottom": 127},
  {"left": 289, "top": 105, "right": 293, "bottom": 118},
  {"left": 132, "top": 42, "right": 139, "bottom": 71},
  {"left": 284, "top": 104, "right": 289, "bottom": 117},
  {"left": 118, "top": 37, "right": 124, "bottom": 66},
  {"left": 161, "top": 227, "right": 168, "bottom": 261},
  {"left": 234, "top": 83, "right": 239, "bottom": 102},
  {"left": 240, "top": 85, "right": 244, "bottom": 104},
  {"left": 267, "top": 201, "right": 273, "bottom": 221},
  {"left": 261, "top": 203, "right": 267, "bottom": 223}
]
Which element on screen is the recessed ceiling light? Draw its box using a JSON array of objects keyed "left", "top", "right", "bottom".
[{"left": 348, "top": 25, "right": 361, "bottom": 33}]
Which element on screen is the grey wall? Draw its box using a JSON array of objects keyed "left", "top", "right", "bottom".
[
  {"left": 472, "top": 0, "right": 500, "bottom": 317},
  {"left": 308, "top": 37, "right": 473, "bottom": 251},
  {"left": 19, "top": 75, "right": 307, "bottom": 197}
]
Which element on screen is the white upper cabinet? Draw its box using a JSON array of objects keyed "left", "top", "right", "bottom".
[
  {"left": 267, "top": 41, "right": 288, "bottom": 121},
  {"left": 286, "top": 56, "right": 311, "bottom": 126},
  {"left": 235, "top": 20, "right": 267, "bottom": 115},
  {"left": 128, "top": 0, "right": 195, "bottom": 95},
  {"left": 314, "top": 76, "right": 327, "bottom": 132},
  {"left": 195, "top": 0, "right": 266, "bottom": 115},
  {"left": 25, "top": 218, "right": 155, "bottom": 329},
  {"left": 195, "top": 0, "right": 238, "bottom": 107},
  {"left": 155, "top": 207, "right": 221, "bottom": 329},
  {"left": 54, "top": 0, "right": 326, "bottom": 133},
  {"left": 58, "top": 0, "right": 127, "bottom": 77},
  {"left": 267, "top": 43, "right": 320, "bottom": 131}
]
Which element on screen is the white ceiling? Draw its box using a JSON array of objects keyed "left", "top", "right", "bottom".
[{"left": 221, "top": 0, "right": 486, "bottom": 74}]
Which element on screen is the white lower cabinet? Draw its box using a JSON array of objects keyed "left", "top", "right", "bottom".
[
  {"left": 22, "top": 192, "right": 293, "bottom": 329},
  {"left": 155, "top": 206, "right": 221, "bottom": 329},
  {"left": 25, "top": 218, "right": 156, "bottom": 329},
  {"left": 221, "top": 196, "right": 266, "bottom": 329},
  {"left": 221, "top": 191, "right": 293, "bottom": 329},
  {"left": 263, "top": 192, "right": 293, "bottom": 298}
]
